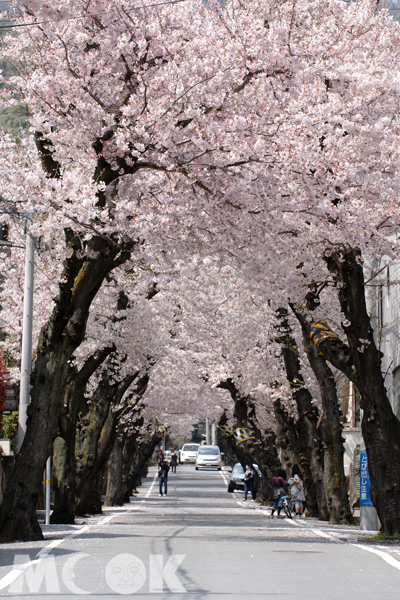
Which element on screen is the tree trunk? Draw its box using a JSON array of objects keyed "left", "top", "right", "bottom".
[
  {"left": 51, "top": 421, "right": 76, "bottom": 524},
  {"left": 217, "top": 379, "right": 280, "bottom": 503},
  {"left": 51, "top": 345, "right": 115, "bottom": 524},
  {"left": 121, "top": 431, "right": 161, "bottom": 502},
  {"left": 90, "top": 403, "right": 121, "bottom": 513},
  {"left": 104, "top": 437, "right": 123, "bottom": 506},
  {"left": 0, "top": 233, "right": 135, "bottom": 542},
  {"left": 278, "top": 314, "right": 329, "bottom": 521},
  {"left": 273, "top": 399, "right": 321, "bottom": 517},
  {"left": 75, "top": 370, "right": 137, "bottom": 516},
  {"left": 292, "top": 306, "right": 353, "bottom": 524},
  {"left": 326, "top": 249, "right": 400, "bottom": 534},
  {"left": 273, "top": 399, "right": 300, "bottom": 474},
  {"left": 75, "top": 374, "right": 117, "bottom": 516}
]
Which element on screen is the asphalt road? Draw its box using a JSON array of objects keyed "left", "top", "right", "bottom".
[{"left": 0, "top": 465, "right": 399, "bottom": 599}]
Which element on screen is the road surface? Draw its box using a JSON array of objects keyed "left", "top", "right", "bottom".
[{"left": 0, "top": 465, "right": 399, "bottom": 599}]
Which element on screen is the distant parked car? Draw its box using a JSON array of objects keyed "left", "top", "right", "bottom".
[
  {"left": 195, "top": 445, "right": 222, "bottom": 470},
  {"left": 227, "top": 463, "right": 261, "bottom": 493},
  {"left": 179, "top": 444, "right": 200, "bottom": 464},
  {"left": 163, "top": 450, "right": 172, "bottom": 462}
]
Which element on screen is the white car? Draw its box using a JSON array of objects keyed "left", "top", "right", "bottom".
[
  {"left": 195, "top": 445, "right": 222, "bottom": 470},
  {"left": 179, "top": 443, "right": 200, "bottom": 464}
]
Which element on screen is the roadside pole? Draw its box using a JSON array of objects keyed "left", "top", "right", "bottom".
[
  {"left": 45, "top": 457, "right": 51, "bottom": 525},
  {"left": 17, "top": 230, "right": 34, "bottom": 452},
  {"left": 211, "top": 423, "right": 216, "bottom": 445},
  {"left": 205, "top": 418, "right": 210, "bottom": 445}
]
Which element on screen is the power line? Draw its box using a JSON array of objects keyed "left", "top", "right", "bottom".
[{"left": 0, "top": 0, "right": 189, "bottom": 30}]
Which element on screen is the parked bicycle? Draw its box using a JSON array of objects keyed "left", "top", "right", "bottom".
[{"left": 280, "top": 494, "right": 292, "bottom": 519}]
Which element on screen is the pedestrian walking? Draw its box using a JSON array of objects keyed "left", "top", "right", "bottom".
[
  {"left": 159, "top": 459, "right": 170, "bottom": 496},
  {"left": 270, "top": 468, "right": 288, "bottom": 518},
  {"left": 288, "top": 464, "right": 306, "bottom": 517},
  {"left": 157, "top": 447, "right": 164, "bottom": 466},
  {"left": 170, "top": 450, "right": 178, "bottom": 473},
  {"left": 243, "top": 464, "right": 256, "bottom": 501}
]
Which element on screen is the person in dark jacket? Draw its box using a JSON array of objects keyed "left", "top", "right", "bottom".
[
  {"left": 159, "top": 460, "right": 170, "bottom": 496},
  {"left": 157, "top": 448, "right": 164, "bottom": 466},
  {"left": 270, "top": 468, "right": 288, "bottom": 518},
  {"left": 243, "top": 465, "right": 256, "bottom": 501},
  {"left": 170, "top": 451, "right": 178, "bottom": 473}
]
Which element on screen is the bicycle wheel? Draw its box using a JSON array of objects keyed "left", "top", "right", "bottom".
[{"left": 284, "top": 500, "right": 292, "bottom": 519}]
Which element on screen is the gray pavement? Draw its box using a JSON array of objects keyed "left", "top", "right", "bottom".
[{"left": 0, "top": 465, "right": 399, "bottom": 598}]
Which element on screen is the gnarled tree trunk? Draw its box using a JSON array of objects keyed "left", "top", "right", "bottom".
[
  {"left": 325, "top": 249, "right": 400, "bottom": 534},
  {"left": 75, "top": 369, "right": 137, "bottom": 516},
  {"left": 217, "top": 379, "right": 280, "bottom": 503},
  {"left": 121, "top": 431, "right": 161, "bottom": 503},
  {"left": 277, "top": 312, "right": 329, "bottom": 520},
  {"left": 51, "top": 345, "right": 114, "bottom": 524},
  {"left": 104, "top": 437, "right": 123, "bottom": 507},
  {"left": 0, "top": 232, "right": 135, "bottom": 542},
  {"left": 292, "top": 306, "right": 353, "bottom": 524}
]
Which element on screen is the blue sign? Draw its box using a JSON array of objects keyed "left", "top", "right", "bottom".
[{"left": 360, "top": 450, "right": 373, "bottom": 506}]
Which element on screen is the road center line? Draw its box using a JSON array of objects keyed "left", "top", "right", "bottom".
[{"left": 353, "top": 544, "right": 400, "bottom": 571}]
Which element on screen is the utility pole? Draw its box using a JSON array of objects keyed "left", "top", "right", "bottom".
[
  {"left": 205, "top": 418, "right": 210, "bottom": 445},
  {"left": 17, "top": 229, "right": 34, "bottom": 451},
  {"left": 211, "top": 423, "right": 216, "bottom": 445}
]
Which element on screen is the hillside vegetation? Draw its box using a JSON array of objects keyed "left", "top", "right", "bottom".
[{"left": 0, "top": 19, "right": 29, "bottom": 136}]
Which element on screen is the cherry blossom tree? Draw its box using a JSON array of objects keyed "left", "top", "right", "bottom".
[{"left": 0, "top": 0, "right": 400, "bottom": 539}]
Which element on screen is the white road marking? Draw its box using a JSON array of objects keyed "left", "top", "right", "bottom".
[
  {"left": 37, "top": 539, "right": 64, "bottom": 555},
  {"left": 0, "top": 515, "right": 113, "bottom": 592},
  {"left": 285, "top": 517, "right": 302, "bottom": 527},
  {"left": 98, "top": 515, "right": 114, "bottom": 525},
  {"left": 146, "top": 470, "right": 159, "bottom": 497},
  {"left": 0, "top": 535, "right": 71, "bottom": 591},
  {"left": 312, "top": 528, "right": 337, "bottom": 540},
  {"left": 71, "top": 524, "right": 90, "bottom": 536},
  {"left": 353, "top": 544, "right": 400, "bottom": 571},
  {"left": 218, "top": 470, "right": 229, "bottom": 485},
  {"left": 377, "top": 545, "right": 400, "bottom": 555},
  {"left": 0, "top": 569, "right": 25, "bottom": 591}
]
